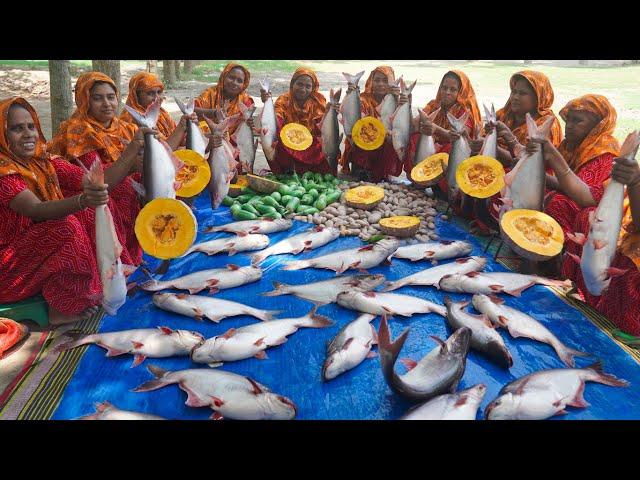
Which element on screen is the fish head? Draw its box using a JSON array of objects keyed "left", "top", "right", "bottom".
[
  {"left": 258, "top": 393, "right": 297, "bottom": 420},
  {"left": 446, "top": 327, "right": 472, "bottom": 356},
  {"left": 438, "top": 274, "right": 460, "bottom": 291},
  {"left": 152, "top": 292, "right": 173, "bottom": 307},
  {"left": 244, "top": 266, "right": 263, "bottom": 281},
  {"left": 355, "top": 274, "right": 387, "bottom": 290},
  {"left": 322, "top": 354, "right": 342, "bottom": 381},
  {"left": 175, "top": 329, "right": 206, "bottom": 350},
  {"left": 484, "top": 393, "right": 519, "bottom": 420},
  {"left": 468, "top": 383, "right": 488, "bottom": 403},
  {"left": 189, "top": 339, "right": 219, "bottom": 364},
  {"left": 471, "top": 294, "right": 490, "bottom": 312},
  {"left": 459, "top": 242, "right": 474, "bottom": 256}
]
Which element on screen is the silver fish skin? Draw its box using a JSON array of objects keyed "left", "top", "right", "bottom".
[
  {"left": 175, "top": 97, "right": 207, "bottom": 157},
  {"left": 380, "top": 76, "right": 401, "bottom": 132},
  {"left": 152, "top": 292, "right": 279, "bottom": 323},
  {"left": 182, "top": 234, "right": 269, "bottom": 257},
  {"left": 321, "top": 88, "right": 343, "bottom": 174},
  {"left": 438, "top": 271, "right": 571, "bottom": 296},
  {"left": 341, "top": 71, "right": 364, "bottom": 138},
  {"left": 208, "top": 115, "right": 239, "bottom": 209},
  {"left": 77, "top": 401, "right": 165, "bottom": 420},
  {"left": 123, "top": 100, "right": 180, "bottom": 202},
  {"left": 139, "top": 265, "right": 262, "bottom": 294},
  {"left": 413, "top": 109, "right": 438, "bottom": 166},
  {"left": 570, "top": 131, "right": 640, "bottom": 295},
  {"left": 251, "top": 226, "right": 340, "bottom": 264},
  {"left": 485, "top": 361, "right": 629, "bottom": 420},
  {"left": 400, "top": 384, "right": 487, "bottom": 420},
  {"left": 262, "top": 274, "right": 385, "bottom": 305},
  {"left": 190, "top": 307, "right": 332, "bottom": 366},
  {"left": 56, "top": 327, "right": 204, "bottom": 368},
  {"left": 323, "top": 313, "right": 377, "bottom": 381},
  {"left": 258, "top": 79, "right": 278, "bottom": 162},
  {"left": 382, "top": 256, "right": 486, "bottom": 292},
  {"left": 501, "top": 113, "right": 554, "bottom": 213},
  {"left": 389, "top": 240, "right": 474, "bottom": 264},
  {"left": 336, "top": 290, "right": 446, "bottom": 318},
  {"left": 133, "top": 365, "right": 297, "bottom": 420},
  {"left": 444, "top": 297, "right": 513, "bottom": 369},
  {"left": 471, "top": 294, "right": 588, "bottom": 367},
  {"left": 281, "top": 238, "right": 400, "bottom": 274},
  {"left": 445, "top": 111, "right": 471, "bottom": 205},
  {"left": 390, "top": 78, "right": 417, "bottom": 161},
  {"left": 235, "top": 102, "right": 258, "bottom": 174},
  {"left": 204, "top": 219, "right": 292, "bottom": 235},
  {"left": 378, "top": 317, "right": 471, "bottom": 401},
  {"left": 480, "top": 103, "right": 497, "bottom": 158}
]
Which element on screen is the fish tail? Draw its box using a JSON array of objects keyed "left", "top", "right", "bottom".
[
  {"left": 250, "top": 252, "right": 267, "bottom": 265},
  {"left": 302, "top": 306, "right": 333, "bottom": 328},
  {"left": 139, "top": 279, "right": 163, "bottom": 291},
  {"left": 538, "top": 277, "right": 573, "bottom": 289},
  {"left": 380, "top": 280, "right": 400, "bottom": 292},
  {"left": 131, "top": 364, "right": 173, "bottom": 392},
  {"left": 377, "top": 316, "right": 409, "bottom": 363},
  {"left": 54, "top": 332, "right": 94, "bottom": 353},
  {"left": 556, "top": 344, "right": 591, "bottom": 368},
  {"left": 281, "top": 260, "right": 310, "bottom": 271},
  {"left": 585, "top": 361, "right": 629, "bottom": 387},
  {"left": 261, "top": 281, "right": 289, "bottom": 297},
  {"left": 256, "top": 310, "right": 282, "bottom": 322}
]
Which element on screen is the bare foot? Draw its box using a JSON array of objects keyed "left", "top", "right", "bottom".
[{"left": 49, "top": 306, "right": 99, "bottom": 326}]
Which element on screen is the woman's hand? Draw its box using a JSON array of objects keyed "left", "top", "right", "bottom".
[
  {"left": 387, "top": 84, "right": 400, "bottom": 97},
  {"left": 495, "top": 121, "right": 516, "bottom": 143},
  {"left": 419, "top": 117, "right": 435, "bottom": 136},
  {"left": 178, "top": 112, "right": 198, "bottom": 129},
  {"left": 612, "top": 155, "right": 640, "bottom": 187},
  {"left": 346, "top": 84, "right": 356, "bottom": 95},
  {"left": 469, "top": 137, "right": 484, "bottom": 155},
  {"left": 397, "top": 93, "right": 410, "bottom": 107},
  {"left": 81, "top": 182, "right": 109, "bottom": 208},
  {"left": 209, "top": 133, "right": 223, "bottom": 149},
  {"left": 260, "top": 88, "right": 271, "bottom": 103}
]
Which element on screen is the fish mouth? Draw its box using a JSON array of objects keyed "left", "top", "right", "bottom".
[{"left": 484, "top": 401, "right": 496, "bottom": 418}]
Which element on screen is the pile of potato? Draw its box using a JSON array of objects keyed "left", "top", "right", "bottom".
[{"left": 292, "top": 180, "right": 440, "bottom": 242}]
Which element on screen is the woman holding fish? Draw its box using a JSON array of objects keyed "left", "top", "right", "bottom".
[
  {"left": 0, "top": 97, "right": 123, "bottom": 325},
  {"left": 120, "top": 71, "right": 198, "bottom": 149},
  {"left": 340, "top": 66, "right": 405, "bottom": 182},
  {"left": 261, "top": 67, "right": 339, "bottom": 175},
  {"left": 48, "top": 72, "right": 148, "bottom": 264}
]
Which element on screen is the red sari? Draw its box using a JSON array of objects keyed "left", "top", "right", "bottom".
[
  {"left": 47, "top": 71, "right": 142, "bottom": 265},
  {"left": 0, "top": 98, "right": 101, "bottom": 315},
  {"left": 342, "top": 66, "right": 402, "bottom": 181},
  {"left": 269, "top": 68, "right": 335, "bottom": 175}
]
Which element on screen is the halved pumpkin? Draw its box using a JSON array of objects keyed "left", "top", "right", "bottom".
[
  {"left": 344, "top": 185, "right": 385, "bottom": 210},
  {"left": 247, "top": 174, "right": 282, "bottom": 194},
  {"left": 280, "top": 123, "right": 313, "bottom": 151},
  {"left": 135, "top": 198, "right": 197, "bottom": 259},
  {"left": 173, "top": 149, "right": 211, "bottom": 198},
  {"left": 379, "top": 216, "right": 420, "bottom": 238},
  {"left": 229, "top": 174, "right": 248, "bottom": 197},
  {"left": 411, "top": 153, "right": 449, "bottom": 187},
  {"left": 352, "top": 116, "right": 386, "bottom": 151},
  {"left": 500, "top": 209, "right": 564, "bottom": 261},
  {"left": 456, "top": 155, "right": 505, "bottom": 199}
]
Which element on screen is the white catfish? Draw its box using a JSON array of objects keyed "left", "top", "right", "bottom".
[
  {"left": 174, "top": 97, "right": 207, "bottom": 157},
  {"left": 388, "top": 240, "right": 474, "bottom": 264},
  {"left": 566, "top": 130, "right": 640, "bottom": 295},
  {"left": 77, "top": 401, "right": 165, "bottom": 420},
  {"left": 258, "top": 79, "right": 278, "bottom": 162},
  {"left": 205, "top": 114, "right": 239, "bottom": 209},
  {"left": 390, "top": 78, "right": 417, "bottom": 161},
  {"left": 336, "top": 290, "right": 447, "bottom": 318},
  {"left": 235, "top": 102, "right": 258, "bottom": 174},
  {"left": 85, "top": 160, "right": 135, "bottom": 315},
  {"left": 250, "top": 225, "right": 340, "bottom": 265},
  {"left": 400, "top": 384, "right": 487, "bottom": 420},
  {"left": 181, "top": 233, "right": 269, "bottom": 257},
  {"left": 438, "top": 270, "right": 572, "bottom": 297},
  {"left": 204, "top": 218, "right": 292, "bottom": 236},
  {"left": 323, "top": 313, "right": 378, "bottom": 381},
  {"left": 340, "top": 71, "right": 365, "bottom": 138},
  {"left": 139, "top": 264, "right": 262, "bottom": 294}
]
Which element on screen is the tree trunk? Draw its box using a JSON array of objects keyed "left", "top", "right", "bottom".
[
  {"left": 183, "top": 60, "right": 196, "bottom": 74},
  {"left": 48, "top": 60, "right": 74, "bottom": 136},
  {"left": 146, "top": 60, "right": 158, "bottom": 74},
  {"left": 92, "top": 60, "right": 122, "bottom": 112},
  {"left": 174, "top": 60, "right": 181, "bottom": 81},
  {"left": 163, "top": 60, "right": 177, "bottom": 86}
]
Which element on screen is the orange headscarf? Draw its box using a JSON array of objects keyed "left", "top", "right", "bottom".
[
  {"left": 274, "top": 67, "right": 327, "bottom": 134},
  {"left": 557, "top": 94, "right": 620, "bottom": 174},
  {"left": 619, "top": 197, "right": 640, "bottom": 270},
  {"left": 120, "top": 72, "right": 176, "bottom": 140},
  {"left": 496, "top": 70, "right": 563, "bottom": 147},
  {"left": 194, "top": 63, "right": 253, "bottom": 126},
  {"left": 47, "top": 72, "right": 137, "bottom": 163},
  {"left": 361, "top": 66, "right": 395, "bottom": 118},
  {"left": 0, "top": 97, "right": 63, "bottom": 202},
  {"left": 423, "top": 70, "right": 481, "bottom": 135}
]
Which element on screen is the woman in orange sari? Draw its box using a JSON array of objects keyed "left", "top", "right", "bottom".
[
  {"left": 0, "top": 97, "right": 144, "bottom": 325},
  {"left": 340, "top": 66, "right": 403, "bottom": 182},
  {"left": 120, "top": 71, "right": 196, "bottom": 149},
  {"left": 262, "top": 67, "right": 338, "bottom": 175},
  {"left": 48, "top": 72, "right": 144, "bottom": 264}
]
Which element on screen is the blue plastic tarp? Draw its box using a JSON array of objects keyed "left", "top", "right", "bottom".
[{"left": 52, "top": 192, "right": 640, "bottom": 420}]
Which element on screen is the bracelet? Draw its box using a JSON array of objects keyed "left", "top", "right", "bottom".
[
  {"left": 76, "top": 194, "right": 85, "bottom": 210},
  {"left": 557, "top": 166, "right": 572, "bottom": 177}
]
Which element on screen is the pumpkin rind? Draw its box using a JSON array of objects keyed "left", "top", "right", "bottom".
[
  {"left": 247, "top": 174, "right": 283, "bottom": 194},
  {"left": 500, "top": 209, "right": 564, "bottom": 261},
  {"left": 456, "top": 155, "right": 505, "bottom": 199},
  {"left": 352, "top": 116, "right": 386, "bottom": 151},
  {"left": 410, "top": 153, "right": 449, "bottom": 187}
]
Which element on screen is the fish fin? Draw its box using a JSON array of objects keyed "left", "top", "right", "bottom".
[
  {"left": 585, "top": 361, "right": 629, "bottom": 387},
  {"left": 342, "top": 337, "right": 355, "bottom": 350},
  {"left": 253, "top": 337, "right": 266, "bottom": 346},
  {"left": 489, "top": 294, "right": 504, "bottom": 304},
  {"left": 208, "top": 287, "right": 219, "bottom": 295},
  {"left": 262, "top": 281, "right": 288, "bottom": 297},
  {"left": 489, "top": 284, "right": 504, "bottom": 292},
  {"left": 607, "top": 266, "right": 629, "bottom": 278},
  {"left": 358, "top": 244, "right": 375, "bottom": 252},
  {"left": 188, "top": 288, "right": 203, "bottom": 295},
  {"left": 566, "top": 381, "right": 590, "bottom": 408},
  {"left": 424, "top": 250, "right": 436, "bottom": 258},
  {"left": 449, "top": 380, "right": 459, "bottom": 394},
  {"left": 399, "top": 358, "right": 418, "bottom": 371},
  {"left": 122, "top": 264, "right": 137, "bottom": 277},
  {"left": 565, "top": 252, "right": 582, "bottom": 265},
  {"left": 210, "top": 412, "right": 224, "bottom": 421},
  {"left": 496, "top": 315, "right": 510, "bottom": 327},
  {"left": 454, "top": 396, "right": 469, "bottom": 407},
  {"left": 429, "top": 335, "right": 447, "bottom": 352},
  {"left": 221, "top": 328, "right": 236, "bottom": 339},
  {"left": 466, "top": 271, "right": 481, "bottom": 278},
  {"left": 505, "top": 282, "right": 534, "bottom": 297},
  {"left": 105, "top": 347, "right": 128, "bottom": 357},
  {"left": 364, "top": 291, "right": 376, "bottom": 298},
  {"left": 208, "top": 362, "right": 223, "bottom": 368},
  {"left": 192, "top": 308, "right": 204, "bottom": 321},
  {"left": 158, "top": 327, "right": 173, "bottom": 335},
  {"left": 377, "top": 316, "right": 409, "bottom": 363},
  {"left": 227, "top": 248, "right": 238, "bottom": 256},
  {"left": 592, "top": 239, "right": 607, "bottom": 250},
  {"left": 455, "top": 257, "right": 471, "bottom": 264},
  {"left": 358, "top": 268, "right": 370, "bottom": 274},
  {"left": 270, "top": 336, "right": 288, "bottom": 346},
  {"left": 254, "top": 351, "right": 268, "bottom": 360},
  {"left": 227, "top": 264, "right": 240, "bottom": 271},
  {"left": 211, "top": 396, "right": 225, "bottom": 408},
  {"left": 566, "top": 232, "right": 587, "bottom": 246},
  {"left": 236, "top": 231, "right": 248, "bottom": 237},
  {"left": 176, "top": 293, "right": 189, "bottom": 300},
  {"left": 246, "top": 377, "right": 264, "bottom": 394},
  {"left": 553, "top": 409, "right": 569, "bottom": 416},
  {"left": 131, "top": 341, "right": 145, "bottom": 349},
  {"left": 130, "top": 354, "right": 146, "bottom": 368},
  {"left": 131, "top": 365, "right": 170, "bottom": 392}
]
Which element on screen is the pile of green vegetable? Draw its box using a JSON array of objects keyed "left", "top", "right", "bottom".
[{"left": 221, "top": 171, "right": 345, "bottom": 221}]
